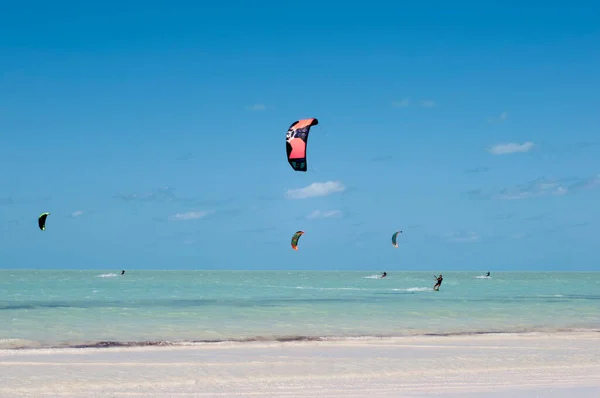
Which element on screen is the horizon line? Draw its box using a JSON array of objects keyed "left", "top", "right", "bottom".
[{"left": 0, "top": 269, "right": 598, "bottom": 273}]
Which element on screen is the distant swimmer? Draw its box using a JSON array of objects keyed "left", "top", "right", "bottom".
[
  {"left": 433, "top": 274, "right": 443, "bottom": 291},
  {"left": 381, "top": 272, "right": 387, "bottom": 278},
  {"left": 486, "top": 271, "right": 490, "bottom": 277},
  {"left": 121, "top": 270, "right": 125, "bottom": 275}
]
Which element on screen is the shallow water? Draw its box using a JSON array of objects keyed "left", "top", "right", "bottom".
[{"left": 1, "top": 270, "right": 598, "bottom": 348}]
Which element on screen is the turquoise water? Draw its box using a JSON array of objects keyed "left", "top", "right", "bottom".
[{"left": 1, "top": 270, "right": 599, "bottom": 349}]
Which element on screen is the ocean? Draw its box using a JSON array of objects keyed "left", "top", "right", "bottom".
[{"left": 1, "top": 270, "right": 599, "bottom": 349}]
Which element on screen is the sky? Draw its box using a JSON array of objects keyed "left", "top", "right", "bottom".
[{"left": 1, "top": 1, "right": 599, "bottom": 271}]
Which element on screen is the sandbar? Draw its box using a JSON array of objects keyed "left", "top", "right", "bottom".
[{"left": 0, "top": 332, "right": 599, "bottom": 397}]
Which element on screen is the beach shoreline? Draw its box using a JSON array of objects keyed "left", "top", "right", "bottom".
[
  {"left": 1, "top": 331, "right": 599, "bottom": 397},
  {"left": 2, "top": 327, "right": 599, "bottom": 350}
]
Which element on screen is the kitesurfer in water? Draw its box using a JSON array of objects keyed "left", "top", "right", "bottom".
[
  {"left": 121, "top": 270, "right": 125, "bottom": 275},
  {"left": 433, "top": 274, "right": 443, "bottom": 291},
  {"left": 486, "top": 271, "right": 490, "bottom": 277},
  {"left": 381, "top": 272, "right": 387, "bottom": 278}
]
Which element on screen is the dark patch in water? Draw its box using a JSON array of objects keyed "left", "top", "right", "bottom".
[
  {"left": 69, "top": 335, "right": 326, "bottom": 348},
  {"left": 0, "top": 297, "right": 382, "bottom": 312},
  {"left": 0, "top": 303, "right": 74, "bottom": 310},
  {"left": 70, "top": 340, "right": 177, "bottom": 348},
  {"left": 5, "top": 329, "right": 599, "bottom": 351},
  {"left": 423, "top": 330, "right": 526, "bottom": 337}
]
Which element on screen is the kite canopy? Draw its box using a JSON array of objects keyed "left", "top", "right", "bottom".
[
  {"left": 391, "top": 231, "right": 402, "bottom": 247},
  {"left": 291, "top": 230, "right": 304, "bottom": 250},
  {"left": 38, "top": 212, "right": 50, "bottom": 231},
  {"left": 286, "top": 118, "right": 319, "bottom": 172}
]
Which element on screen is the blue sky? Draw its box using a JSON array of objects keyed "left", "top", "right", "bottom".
[{"left": 1, "top": 1, "right": 599, "bottom": 271}]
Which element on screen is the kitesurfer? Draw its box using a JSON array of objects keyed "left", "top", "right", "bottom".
[
  {"left": 381, "top": 272, "right": 387, "bottom": 278},
  {"left": 121, "top": 270, "right": 125, "bottom": 275},
  {"left": 433, "top": 274, "right": 443, "bottom": 291},
  {"left": 486, "top": 271, "right": 490, "bottom": 277}
]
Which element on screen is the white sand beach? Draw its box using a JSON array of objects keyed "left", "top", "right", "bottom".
[{"left": 1, "top": 332, "right": 599, "bottom": 397}]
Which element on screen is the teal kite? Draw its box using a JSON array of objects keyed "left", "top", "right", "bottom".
[{"left": 391, "top": 231, "right": 402, "bottom": 248}]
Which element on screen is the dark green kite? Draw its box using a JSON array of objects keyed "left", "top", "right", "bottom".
[
  {"left": 291, "top": 230, "right": 304, "bottom": 250},
  {"left": 38, "top": 212, "right": 50, "bottom": 231}
]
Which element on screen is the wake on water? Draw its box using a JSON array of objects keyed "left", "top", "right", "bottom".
[
  {"left": 362, "top": 274, "right": 433, "bottom": 291},
  {"left": 397, "top": 287, "right": 431, "bottom": 292},
  {"left": 476, "top": 275, "right": 491, "bottom": 279},
  {"left": 96, "top": 273, "right": 118, "bottom": 278},
  {"left": 294, "top": 286, "right": 432, "bottom": 292}
]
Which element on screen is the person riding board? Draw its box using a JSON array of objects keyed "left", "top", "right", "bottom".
[
  {"left": 486, "top": 271, "right": 490, "bottom": 277},
  {"left": 433, "top": 274, "right": 443, "bottom": 291},
  {"left": 381, "top": 272, "right": 387, "bottom": 278}
]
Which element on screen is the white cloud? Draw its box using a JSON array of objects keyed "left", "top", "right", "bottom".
[
  {"left": 247, "top": 104, "right": 266, "bottom": 111},
  {"left": 115, "top": 186, "right": 176, "bottom": 202},
  {"left": 168, "top": 210, "right": 213, "bottom": 221},
  {"left": 449, "top": 232, "right": 480, "bottom": 243},
  {"left": 497, "top": 179, "right": 567, "bottom": 200},
  {"left": 285, "top": 181, "right": 346, "bottom": 199},
  {"left": 489, "top": 111, "right": 508, "bottom": 122},
  {"left": 553, "top": 186, "right": 568, "bottom": 196},
  {"left": 469, "top": 174, "right": 600, "bottom": 201},
  {"left": 322, "top": 210, "right": 342, "bottom": 218},
  {"left": 488, "top": 141, "right": 534, "bottom": 155},
  {"left": 585, "top": 174, "right": 600, "bottom": 189},
  {"left": 71, "top": 210, "right": 84, "bottom": 217},
  {"left": 392, "top": 99, "right": 435, "bottom": 108},
  {"left": 306, "top": 209, "right": 342, "bottom": 219},
  {"left": 392, "top": 99, "right": 410, "bottom": 108}
]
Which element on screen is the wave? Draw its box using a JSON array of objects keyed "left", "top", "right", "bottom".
[
  {"left": 364, "top": 274, "right": 382, "bottom": 279},
  {"left": 476, "top": 275, "right": 491, "bottom": 279},
  {"left": 2, "top": 328, "right": 599, "bottom": 351},
  {"left": 0, "top": 338, "right": 42, "bottom": 349}
]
